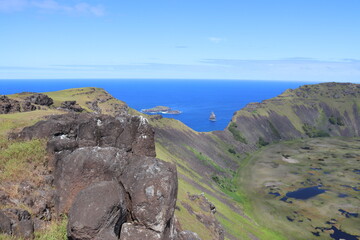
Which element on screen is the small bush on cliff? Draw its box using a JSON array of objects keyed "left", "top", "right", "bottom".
[
  {"left": 228, "top": 122, "right": 247, "bottom": 144},
  {"left": 257, "top": 137, "right": 269, "bottom": 147},
  {"left": 228, "top": 148, "right": 236, "bottom": 154},
  {"left": 302, "top": 124, "right": 330, "bottom": 138},
  {"left": 211, "top": 175, "right": 237, "bottom": 192},
  {"left": 328, "top": 116, "right": 345, "bottom": 126}
]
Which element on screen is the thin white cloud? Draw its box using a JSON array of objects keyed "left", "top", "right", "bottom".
[
  {"left": 0, "top": 0, "right": 28, "bottom": 12},
  {"left": 0, "top": 0, "right": 105, "bottom": 16},
  {"left": 208, "top": 37, "right": 225, "bottom": 44}
]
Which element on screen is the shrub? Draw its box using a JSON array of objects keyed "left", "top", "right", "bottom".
[
  {"left": 211, "top": 174, "right": 237, "bottom": 192},
  {"left": 328, "top": 115, "right": 345, "bottom": 126},
  {"left": 257, "top": 137, "right": 269, "bottom": 147},
  {"left": 302, "top": 124, "right": 330, "bottom": 138},
  {"left": 228, "top": 148, "right": 236, "bottom": 154}
]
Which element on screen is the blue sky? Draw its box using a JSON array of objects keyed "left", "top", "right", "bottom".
[{"left": 1, "top": 0, "right": 360, "bottom": 81}]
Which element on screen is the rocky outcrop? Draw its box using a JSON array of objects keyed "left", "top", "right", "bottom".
[
  {"left": 68, "top": 181, "right": 127, "bottom": 240},
  {"left": 178, "top": 230, "right": 202, "bottom": 240},
  {"left": 21, "top": 101, "right": 37, "bottom": 112},
  {"left": 0, "top": 95, "right": 20, "bottom": 114},
  {"left": 15, "top": 113, "right": 156, "bottom": 158},
  {"left": 61, "top": 101, "right": 84, "bottom": 112},
  {"left": 181, "top": 193, "right": 224, "bottom": 240},
  {"left": 0, "top": 94, "right": 52, "bottom": 114},
  {"left": 25, "top": 93, "right": 53, "bottom": 106},
  {"left": 6, "top": 112, "right": 196, "bottom": 240},
  {"left": 119, "top": 156, "right": 178, "bottom": 234}
]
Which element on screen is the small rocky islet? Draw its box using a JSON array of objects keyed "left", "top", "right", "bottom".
[{"left": 141, "top": 106, "right": 182, "bottom": 114}]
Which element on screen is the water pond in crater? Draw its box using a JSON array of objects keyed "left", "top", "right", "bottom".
[
  {"left": 330, "top": 226, "right": 359, "bottom": 240},
  {"left": 285, "top": 185, "right": 326, "bottom": 200}
]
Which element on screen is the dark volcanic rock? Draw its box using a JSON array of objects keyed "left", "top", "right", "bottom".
[
  {"left": 2, "top": 209, "right": 34, "bottom": 239},
  {"left": 0, "top": 211, "right": 11, "bottom": 235},
  {"left": 178, "top": 230, "right": 202, "bottom": 240},
  {"left": 182, "top": 193, "right": 224, "bottom": 240},
  {"left": 61, "top": 101, "right": 84, "bottom": 112},
  {"left": 120, "top": 156, "right": 178, "bottom": 233},
  {"left": 22, "top": 101, "right": 37, "bottom": 112},
  {"left": 15, "top": 113, "right": 156, "bottom": 157},
  {"left": 25, "top": 93, "right": 53, "bottom": 106},
  {"left": 0, "top": 95, "right": 20, "bottom": 114},
  {"left": 68, "top": 181, "right": 127, "bottom": 240},
  {"left": 55, "top": 147, "right": 128, "bottom": 213},
  {"left": 86, "top": 101, "right": 101, "bottom": 113},
  {"left": 120, "top": 223, "right": 162, "bottom": 240}
]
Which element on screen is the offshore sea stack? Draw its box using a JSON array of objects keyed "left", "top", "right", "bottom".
[{"left": 2, "top": 113, "right": 197, "bottom": 240}]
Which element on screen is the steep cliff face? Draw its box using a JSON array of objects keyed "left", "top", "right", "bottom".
[{"left": 221, "top": 83, "right": 360, "bottom": 149}]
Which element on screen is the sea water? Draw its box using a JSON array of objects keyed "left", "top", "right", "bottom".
[{"left": 0, "top": 79, "right": 315, "bottom": 132}]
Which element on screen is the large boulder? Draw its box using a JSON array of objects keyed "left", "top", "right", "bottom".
[
  {"left": 15, "top": 113, "right": 156, "bottom": 157},
  {"left": 61, "top": 101, "right": 84, "bottom": 112},
  {"left": 67, "top": 181, "right": 127, "bottom": 240},
  {"left": 25, "top": 93, "right": 53, "bottom": 106},
  {"left": 55, "top": 147, "right": 128, "bottom": 214},
  {"left": 120, "top": 156, "right": 178, "bottom": 233}
]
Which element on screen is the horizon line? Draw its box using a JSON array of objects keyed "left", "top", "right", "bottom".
[{"left": 0, "top": 78, "right": 353, "bottom": 83}]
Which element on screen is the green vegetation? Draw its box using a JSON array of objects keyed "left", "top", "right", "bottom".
[
  {"left": 34, "top": 217, "right": 67, "bottom": 240},
  {"left": 328, "top": 115, "right": 345, "bottom": 126},
  {"left": 211, "top": 174, "right": 237, "bottom": 192},
  {"left": 228, "top": 148, "right": 236, "bottom": 154},
  {"left": 257, "top": 137, "right": 269, "bottom": 147},
  {"left": 0, "top": 138, "right": 47, "bottom": 182},
  {"left": 228, "top": 122, "right": 247, "bottom": 143},
  {"left": 0, "top": 216, "right": 68, "bottom": 240},
  {"left": 302, "top": 123, "right": 330, "bottom": 138}
]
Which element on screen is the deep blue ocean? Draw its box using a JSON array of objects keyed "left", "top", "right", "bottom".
[{"left": 0, "top": 80, "right": 316, "bottom": 132}]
